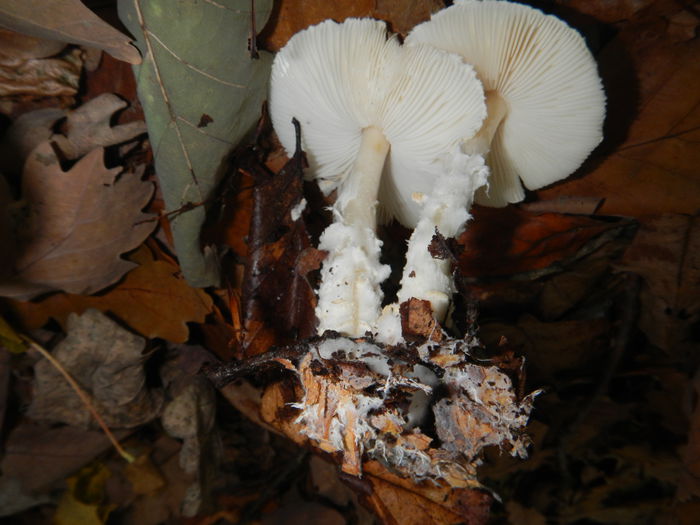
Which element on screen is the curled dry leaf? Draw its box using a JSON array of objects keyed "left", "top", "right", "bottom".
[
  {"left": 0, "top": 142, "right": 155, "bottom": 300},
  {"left": 28, "top": 309, "right": 163, "bottom": 429},
  {"left": 0, "top": 0, "right": 140, "bottom": 64},
  {"left": 0, "top": 93, "right": 147, "bottom": 178},
  {"left": 51, "top": 93, "right": 147, "bottom": 160},
  {"left": 0, "top": 45, "right": 82, "bottom": 98},
  {"left": 240, "top": 135, "right": 318, "bottom": 358}
]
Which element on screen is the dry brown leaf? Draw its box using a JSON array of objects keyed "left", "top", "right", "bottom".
[
  {"left": 538, "top": 0, "right": 700, "bottom": 217},
  {"left": 372, "top": 0, "right": 443, "bottom": 35},
  {"left": 0, "top": 94, "right": 146, "bottom": 179},
  {"left": 0, "top": 0, "right": 140, "bottom": 64},
  {"left": 506, "top": 501, "right": 547, "bottom": 525},
  {"left": 0, "top": 27, "right": 66, "bottom": 59},
  {"left": 8, "top": 246, "right": 213, "bottom": 343},
  {"left": 457, "top": 206, "right": 617, "bottom": 278},
  {"left": 27, "top": 309, "right": 164, "bottom": 429},
  {"left": 0, "top": 45, "right": 82, "bottom": 98},
  {"left": 479, "top": 315, "right": 610, "bottom": 385},
  {"left": 52, "top": 93, "right": 146, "bottom": 159},
  {"left": 363, "top": 461, "right": 492, "bottom": 525},
  {"left": 260, "top": 0, "right": 442, "bottom": 50},
  {"left": 678, "top": 369, "right": 700, "bottom": 501},
  {"left": 260, "top": 0, "right": 375, "bottom": 51},
  {"left": 0, "top": 420, "right": 128, "bottom": 496},
  {"left": 0, "top": 107, "right": 65, "bottom": 178},
  {"left": 617, "top": 214, "right": 699, "bottom": 355},
  {"left": 118, "top": 436, "right": 195, "bottom": 525},
  {"left": 0, "top": 142, "right": 155, "bottom": 300}
]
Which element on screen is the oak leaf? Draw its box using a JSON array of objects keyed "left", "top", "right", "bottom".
[
  {"left": 0, "top": 0, "right": 140, "bottom": 64},
  {"left": 9, "top": 246, "right": 213, "bottom": 343},
  {"left": 27, "top": 309, "right": 164, "bottom": 429},
  {"left": 0, "top": 94, "right": 146, "bottom": 178},
  {"left": 0, "top": 142, "right": 155, "bottom": 300}
]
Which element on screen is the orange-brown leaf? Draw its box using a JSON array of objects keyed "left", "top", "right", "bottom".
[
  {"left": 9, "top": 247, "right": 212, "bottom": 343},
  {"left": 457, "top": 206, "right": 616, "bottom": 278},
  {"left": 539, "top": 0, "right": 700, "bottom": 217}
]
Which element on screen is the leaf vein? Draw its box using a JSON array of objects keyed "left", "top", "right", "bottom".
[{"left": 146, "top": 30, "right": 246, "bottom": 88}]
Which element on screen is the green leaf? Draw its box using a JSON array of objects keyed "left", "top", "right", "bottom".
[{"left": 118, "top": 0, "right": 273, "bottom": 286}]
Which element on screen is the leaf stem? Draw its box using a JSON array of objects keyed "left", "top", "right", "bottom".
[{"left": 22, "top": 336, "right": 135, "bottom": 463}]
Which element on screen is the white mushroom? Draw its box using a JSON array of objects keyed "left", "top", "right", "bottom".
[
  {"left": 406, "top": 0, "right": 606, "bottom": 207},
  {"left": 270, "top": 18, "right": 486, "bottom": 337}
]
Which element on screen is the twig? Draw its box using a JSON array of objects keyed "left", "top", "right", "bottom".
[{"left": 22, "top": 336, "right": 135, "bottom": 463}]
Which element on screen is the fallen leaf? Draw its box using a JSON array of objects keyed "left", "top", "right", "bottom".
[
  {"left": 28, "top": 309, "right": 164, "bottom": 429},
  {"left": 118, "top": 0, "right": 274, "bottom": 286},
  {"left": 372, "top": 0, "right": 443, "bottom": 35},
  {"left": 261, "top": 500, "right": 346, "bottom": 525},
  {"left": 0, "top": 314, "right": 26, "bottom": 354},
  {"left": 0, "top": 0, "right": 140, "bottom": 64},
  {"left": 9, "top": 246, "right": 213, "bottom": 343},
  {"left": 538, "top": 0, "right": 700, "bottom": 217},
  {"left": 0, "top": 106, "right": 65, "bottom": 178},
  {"left": 362, "top": 461, "right": 492, "bottom": 525},
  {"left": 52, "top": 93, "right": 147, "bottom": 160},
  {"left": 677, "top": 370, "right": 700, "bottom": 501},
  {"left": 479, "top": 315, "right": 610, "bottom": 385},
  {"left": 0, "top": 477, "right": 51, "bottom": 518},
  {"left": 0, "top": 44, "right": 82, "bottom": 98},
  {"left": 0, "top": 93, "right": 146, "bottom": 183},
  {"left": 0, "top": 142, "right": 155, "bottom": 300},
  {"left": 506, "top": 501, "right": 547, "bottom": 525},
  {"left": 161, "top": 376, "right": 218, "bottom": 516},
  {"left": 0, "top": 27, "right": 66, "bottom": 60},
  {"left": 54, "top": 463, "right": 114, "bottom": 525},
  {"left": 260, "top": 0, "right": 442, "bottom": 51},
  {"left": 240, "top": 136, "right": 318, "bottom": 357},
  {"left": 120, "top": 436, "right": 195, "bottom": 525},
  {"left": 260, "top": 0, "right": 375, "bottom": 51},
  {"left": 617, "top": 214, "right": 699, "bottom": 355},
  {"left": 124, "top": 454, "right": 166, "bottom": 496},
  {"left": 457, "top": 206, "right": 618, "bottom": 278},
  {"left": 0, "top": 420, "right": 129, "bottom": 497}
]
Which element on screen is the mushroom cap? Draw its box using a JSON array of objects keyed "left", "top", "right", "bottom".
[
  {"left": 270, "top": 18, "right": 486, "bottom": 227},
  {"left": 407, "top": 0, "right": 606, "bottom": 206}
]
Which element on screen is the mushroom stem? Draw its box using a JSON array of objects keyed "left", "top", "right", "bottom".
[
  {"left": 315, "top": 126, "right": 392, "bottom": 337},
  {"left": 462, "top": 90, "right": 508, "bottom": 156},
  {"left": 337, "top": 126, "right": 391, "bottom": 230},
  {"left": 388, "top": 151, "right": 488, "bottom": 335}
]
